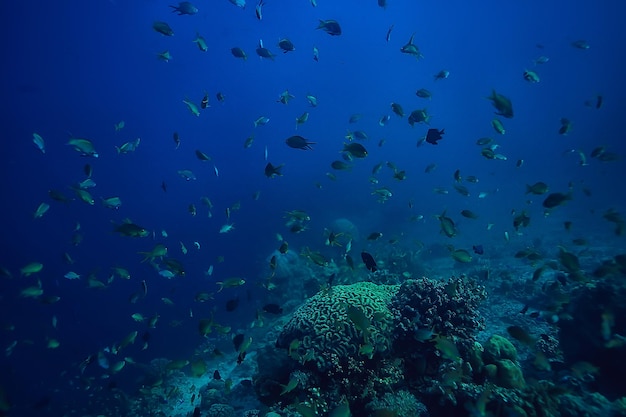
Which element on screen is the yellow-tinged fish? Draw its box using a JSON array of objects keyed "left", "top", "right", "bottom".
[
  {"left": 32, "top": 133, "right": 45, "bottom": 153},
  {"left": 73, "top": 188, "right": 94, "bottom": 205},
  {"left": 67, "top": 137, "right": 99, "bottom": 157},
  {"left": 193, "top": 33, "right": 208, "bottom": 52},
  {"left": 280, "top": 376, "right": 299, "bottom": 395},
  {"left": 183, "top": 98, "right": 200, "bottom": 116},
  {"left": 110, "top": 360, "right": 126, "bottom": 373},
  {"left": 216, "top": 278, "right": 245, "bottom": 292},
  {"left": 20, "top": 262, "right": 43, "bottom": 276},
  {"left": 47, "top": 338, "right": 60, "bottom": 349},
  {"left": 20, "top": 282, "right": 43, "bottom": 298},
  {"left": 33, "top": 202, "right": 50, "bottom": 219}
]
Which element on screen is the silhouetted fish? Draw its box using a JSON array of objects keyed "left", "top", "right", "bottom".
[
  {"left": 361, "top": 252, "right": 378, "bottom": 272},
  {"left": 262, "top": 303, "right": 283, "bottom": 314},
  {"left": 472, "top": 245, "right": 484, "bottom": 255},
  {"left": 226, "top": 297, "right": 239, "bottom": 312},
  {"left": 425, "top": 128, "right": 445, "bottom": 145},
  {"left": 233, "top": 333, "right": 244, "bottom": 352}
]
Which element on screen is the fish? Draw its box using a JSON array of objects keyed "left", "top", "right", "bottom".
[
  {"left": 278, "top": 38, "right": 295, "bottom": 53},
  {"left": 317, "top": 19, "right": 342, "bottom": 36},
  {"left": 408, "top": 109, "right": 430, "bottom": 126},
  {"left": 262, "top": 304, "right": 283, "bottom": 314},
  {"left": 264, "top": 162, "right": 284, "bottom": 178},
  {"left": 254, "top": 116, "right": 270, "bottom": 127},
  {"left": 559, "top": 118, "right": 572, "bottom": 135},
  {"left": 225, "top": 297, "right": 239, "bottom": 312},
  {"left": 285, "top": 135, "right": 316, "bottom": 150},
  {"left": 571, "top": 39, "right": 590, "bottom": 49},
  {"left": 256, "top": 39, "right": 276, "bottom": 60},
  {"left": 183, "top": 98, "right": 200, "bottom": 116},
  {"left": 157, "top": 50, "right": 172, "bottom": 62},
  {"left": 170, "top": 2, "right": 198, "bottom": 15},
  {"left": 526, "top": 182, "right": 549, "bottom": 195},
  {"left": 472, "top": 245, "right": 484, "bottom": 255},
  {"left": 200, "top": 92, "right": 209, "bottom": 109},
  {"left": 193, "top": 33, "right": 208, "bottom": 51},
  {"left": 361, "top": 252, "right": 378, "bottom": 272},
  {"left": 487, "top": 90, "right": 514, "bottom": 118},
  {"left": 343, "top": 142, "right": 367, "bottom": 158},
  {"left": 32, "top": 133, "right": 45, "bottom": 153},
  {"left": 67, "top": 137, "right": 98, "bottom": 157},
  {"left": 231, "top": 47, "right": 247, "bottom": 60},
  {"left": 255, "top": 0, "right": 264, "bottom": 19},
  {"left": 195, "top": 149, "right": 211, "bottom": 161},
  {"left": 33, "top": 202, "right": 50, "bottom": 218},
  {"left": 400, "top": 34, "right": 423, "bottom": 59},
  {"left": 434, "top": 70, "right": 450, "bottom": 81},
  {"left": 543, "top": 192, "right": 571, "bottom": 209},
  {"left": 153, "top": 21, "right": 174, "bottom": 36},
  {"left": 385, "top": 24, "right": 394, "bottom": 42},
  {"left": 425, "top": 128, "right": 444, "bottom": 145},
  {"left": 507, "top": 325, "right": 536, "bottom": 347},
  {"left": 115, "top": 137, "right": 140, "bottom": 154},
  {"left": 415, "top": 88, "right": 432, "bottom": 99},
  {"left": 178, "top": 169, "right": 196, "bottom": 181},
  {"left": 523, "top": 69, "right": 540, "bottom": 83}
]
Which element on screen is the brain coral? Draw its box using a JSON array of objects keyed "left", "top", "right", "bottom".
[{"left": 276, "top": 282, "right": 398, "bottom": 371}]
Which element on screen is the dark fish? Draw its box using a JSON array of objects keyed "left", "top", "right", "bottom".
[
  {"left": 232, "top": 333, "right": 244, "bottom": 352},
  {"left": 153, "top": 21, "right": 174, "bottom": 36},
  {"left": 264, "top": 162, "right": 284, "bottom": 178},
  {"left": 278, "top": 241, "right": 289, "bottom": 254},
  {"left": 596, "top": 94, "right": 603, "bottom": 109},
  {"left": 472, "top": 245, "right": 484, "bottom": 255},
  {"left": 216, "top": 92, "right": 226, "bottom": 102},
  {"left": 361, "top": 251, "right": 378, "bottom": 272},
  {"left": 173, "top": 132, "right": 180, "bottom": 148},
  {"left": 425, "top": 128, "right": 444, "bottom": 145},
  {"left": 343, "top": 142, "right": 368, "bottom": 158},
  {"left": 327, "top": 273, "right": 335, "bottom": 287},
  {"left": 84, "top": 164, "right": 92, "bottom": 178},
  {"left": 317, "top": 19, "right": 342, "bottom": 36},
  {"left": 193, "top": 406, "right": 201, "bottom": 417},
  {"left": 169, "top": 1, "right": 198, "bottom": 15},
  {"left": 506, "top": 325, "right": 535, "bottom": 346},
  {"left": 487, "top": 90, "right": 514, "bottom": 118},
  {"left": 201, "top": 93, "right": 209, "bottom": 109},
  {"left": 345, "top": 254, "right": 354, "bottom": 269},
  {"left": 262, "top": 303, "right": 283, "bottom": 314},
  {"left": 286, "top": 135, "right": 315, "bottom": 150},
  {"left": 543, "top": 192, "right": 571, "bottom": 209},
  {"left": 385, "top": 24, "right": 394, "bottom": 42},
  {"left": 213, "top": 370, "right": 221, "bottom": 380},
  {"left": 278, "top": 38, "right": 295, "bottom": 53},
  {"left": 161, "top": 181, "right": 167, "bottom": 192},
  {"left": 520, "top": 304, "right": 529, "bottom": 315},
  {"left": 237, "top": 351, "right": 247, "bottom": 364},
  {"left": 225, "top": 297, "right": 239, "bottom": 312},
  {"left": 195, "top": 149, "right": 211, "bottom": 161},
  {"left": 529, "top": 311, "right": 541, "bottom": 319}
]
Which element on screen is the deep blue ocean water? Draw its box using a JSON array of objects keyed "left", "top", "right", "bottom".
[{"left": 1, "top": 1, "right": 625, "bottom": 416}]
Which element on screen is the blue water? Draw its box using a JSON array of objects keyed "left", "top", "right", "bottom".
[{"left": 1, "top": 0, "right": 625, "bottom": 415}]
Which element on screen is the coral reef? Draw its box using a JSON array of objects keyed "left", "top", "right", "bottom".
[{"left": 276, "top": 281, "right": 397, "bottom": 372}]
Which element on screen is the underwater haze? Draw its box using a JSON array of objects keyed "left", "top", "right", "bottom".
[{"left": 1, "top": 0, "right": 626, "bottom": 416}]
